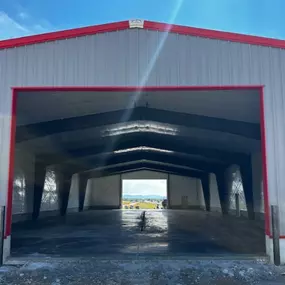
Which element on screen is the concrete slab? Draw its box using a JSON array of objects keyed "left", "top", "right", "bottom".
[{"left": 11, "top": 210, "right": 266, "bottom": 258}]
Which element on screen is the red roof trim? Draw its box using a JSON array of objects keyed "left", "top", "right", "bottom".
[
  {"left": 12, "top": 85, "right": 263, "bottom": 92},
  {"left": 1, "top": 19, "right": 285, "bottom": 50},
  {"left": 0, "top": 21, "right": 129, "bottom": 50},
  {"left": 144, "top": 21, "right": 285, "bottom": 49}
]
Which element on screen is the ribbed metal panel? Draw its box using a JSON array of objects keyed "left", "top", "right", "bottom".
[{"left": 0, "top": 29, "right": 284, "bottom": 232}]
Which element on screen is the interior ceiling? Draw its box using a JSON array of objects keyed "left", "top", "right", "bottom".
[
  {"left": 84, "top": 160, "right": 205, "bottom": 173},
  {"left": 83, "top": 160, "right": 205, "bottom": 179},
  {"left": 66, "top": 149, "right": 225, "bottom": 165},
  {"left": 17, "top": 89, "right": 260, "bottom": 125},
  {"left": 15, "top": 89, "right": 261, "bottom": 172}
]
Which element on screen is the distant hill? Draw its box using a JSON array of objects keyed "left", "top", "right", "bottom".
[{"left": 123, "top": 194, "right": 166, "bottom": 200}]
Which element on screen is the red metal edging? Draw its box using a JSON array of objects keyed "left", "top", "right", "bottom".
[
  {"left": 5, "top": 85, "right": 272, "bottom": 240},
  {"left": 12, "top": 85, "right": 264, "bottom": 92},
  {"left": 0, "top": 21, "right": 129, "bottom": 50},
  {"left": 1, "top": 20, "right": 285, "bottom": 50},
  {"left": 5, "top": 88, "right": 17, "bottom": 238},
  {"left": 144, "top": 21, "right": 285, "bottom": 49}
]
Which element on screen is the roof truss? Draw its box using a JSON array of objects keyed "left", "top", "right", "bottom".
[{"left": 16, "top": 107, "right": 260, "bottom": 143}]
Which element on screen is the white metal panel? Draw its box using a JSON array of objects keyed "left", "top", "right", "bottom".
[
  {"left": 209, "top": 174, "right": 222, "bottom": 211},
  {"left": 67, "top": 174, "right": 79, "bottom": 211},
  {"left": 83, "top": 179, "right": 92, "bottom": 208},
  {"left": 0, "top": 28, "right": 284, "bottom": 232},
  {"left": 196, "top": 180, "right": 206, "bottom": 209},
  {"left": 90, "top": 175, "right": 120, "bottom": 207},
  {"left": 168, "top": 175, "right": 201, "bottom": 208}
]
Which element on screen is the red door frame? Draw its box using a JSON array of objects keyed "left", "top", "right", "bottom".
[{"left": 6, "top": 85, "right": 271, "bottom": 238}]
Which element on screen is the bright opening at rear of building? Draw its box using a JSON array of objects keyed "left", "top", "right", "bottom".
[{"left": 122, "top": 179, "right": 167, "bottom": 210}]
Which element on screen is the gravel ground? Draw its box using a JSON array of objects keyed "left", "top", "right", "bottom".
[{"left": 0, "top": 258, "right": 284, "bottom": 285}]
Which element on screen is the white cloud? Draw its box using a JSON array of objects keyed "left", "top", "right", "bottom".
[
  {"left": 18, "top": 11, "right": 29, "bottom": 20},
  {"left": 0, "top": 11, "right": 52, "bottom": 40},
  {"left": 123, "top": 179, "right": 167, "bottom": 197},
  {"left": 0, "top": 11, "right": 30, "bottom": 39}
]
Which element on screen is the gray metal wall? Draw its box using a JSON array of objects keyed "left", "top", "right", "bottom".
[{"left": 0, "top": 28, "right": 284, "bottom": 233}]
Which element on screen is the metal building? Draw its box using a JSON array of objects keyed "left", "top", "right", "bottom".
[{"left": 0, "top": 19, "right": 284, "bottom": 263}]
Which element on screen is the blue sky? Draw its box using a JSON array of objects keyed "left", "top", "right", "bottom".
[
  {"left": 123, "top": 180, "right": 167, "bottom": 197},
  {"left": 0, "top": 0, "right": 285, "bottom": 40}
]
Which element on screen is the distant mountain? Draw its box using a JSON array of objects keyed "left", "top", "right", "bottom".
[{"left": 123, "top": 194, "right": 166, "bottom": 200}]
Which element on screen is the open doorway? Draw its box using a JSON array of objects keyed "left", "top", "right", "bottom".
[
  {"left": 8, "top": 86, "right": 267, "bottom": 259},
  {"left": 122, "top": 179, "right": 167, "bottom": 210}
]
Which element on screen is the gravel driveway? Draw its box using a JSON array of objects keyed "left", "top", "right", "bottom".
[{"left": 0, "top": 258, "right": 284, "bottom": 285}]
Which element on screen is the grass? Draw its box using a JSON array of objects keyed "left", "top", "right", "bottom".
[
  {"left": 122, "top": 200, "right": 160, "bottom": 210},
  {"left": 137, "top": 202, "right": 157, "bottom": 209}
]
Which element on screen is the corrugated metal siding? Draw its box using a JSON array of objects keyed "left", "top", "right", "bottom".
[
  {"left": 90, "top": 175, "right": 121, "bottom": 207},
  {"left": 0, "top": 29, "right": 284, "bottom": 232},
  {"left": 168, "top": 175, "right": 201, "bottom": 208}
]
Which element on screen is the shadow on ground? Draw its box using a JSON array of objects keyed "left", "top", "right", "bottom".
[{"left": 11, "top": 210, "right": 266, "bottom": 258}]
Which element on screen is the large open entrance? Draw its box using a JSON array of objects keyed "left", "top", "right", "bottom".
[
  {"left": 8, "top": 86, "right": 268, "bottom": 258},
  {"left": 122, "top": 178, "right": 167, "bottom": 210}
]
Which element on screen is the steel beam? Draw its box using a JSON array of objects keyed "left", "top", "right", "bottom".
[
  {"left": 38, "top": 133, "right": 248, "bottom": 166},
  {"left": 16, "top": 107, "right": 260, "bottom": 142}
]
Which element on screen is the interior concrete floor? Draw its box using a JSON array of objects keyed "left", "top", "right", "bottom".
[{"left": 11, "top": 210, "right": 266, "bottom": 258}]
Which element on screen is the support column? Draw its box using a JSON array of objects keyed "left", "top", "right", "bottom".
[
  {"left": 239, "top": 157, "right": 255, "bottom": 220},
  {"left": 78, "top": 174, "right": 88, "bottom": 212},
  {"left": 58, "top": 171, "right": 73, "bottom": 216},
  {"left": 215, "top": 168, "right": 229, "bottom": 215},
  {"left": 167, "top": 174, "right": 171, "bottom": 209},
  {"left": 32, "top": 160, "right": 46, "bottom": 220},
  {"left": 22, "top": 154, "right": 37, "bottom": 216},
  {"left": 251, "top": 152, "right": 263, "bottom": 216},
  {"left": 201, "top": 173, "right": 210, "bottom": 211}
]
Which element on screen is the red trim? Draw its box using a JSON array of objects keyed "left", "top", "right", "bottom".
[
  {"left": 14, "top": 85, "right": 263, "bottom": 92},
  {"left": 5, "top": 89, "right": 17, "bottom": 238},
  {"left": 144, "top": 21, "right": 285, "bottom": 49},
  {"left": 259, "top": 87, "right": 271, "bottom": 236},
  {"left": 7, "top": 85, "right": 270, "bottom": 240},
  {"left": 1, "top": 20, "right": 285, "bottom": 50},
  {"left": 0, "top": 21, "right": 129, "bottom": 50},
  {"left": 267, "top": 235, "right": 285, "bottom": 239}
]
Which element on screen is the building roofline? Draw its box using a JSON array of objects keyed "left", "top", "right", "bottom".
[{"left": 1, "top": 19, "right": 285, "bottom": 50}]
